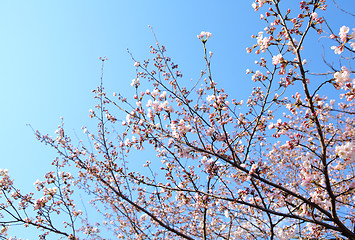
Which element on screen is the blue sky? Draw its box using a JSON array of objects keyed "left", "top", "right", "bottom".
[
  {"left": 0, "top": 0, "right": 354, "bottom": 238},
  {"left": 0, "top": 0, "right": 260, "bottom": 188}
]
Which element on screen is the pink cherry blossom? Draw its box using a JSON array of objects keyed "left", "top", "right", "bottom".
[
  {"left": 311, "top": 12, "right": 318, "bottom": 20},
  {"left": 331, "top": 45, "right": 343, "bottom": 54},
  {"left": 197, "top": 31, "right": 212, "bottom": 41},
  {"left": 272, "top": 53, "right": 283, "bottom": 65},
  {"left": 339, "top": 25, "right": 349, "bottom": 42}
]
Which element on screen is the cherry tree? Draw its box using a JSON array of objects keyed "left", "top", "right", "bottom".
[{"left": 1, "top": 0, "right": 355, "bottom": 239}]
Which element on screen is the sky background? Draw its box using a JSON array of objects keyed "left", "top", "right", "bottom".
[{"left": 0, "top": 0, "right": 354, "bottom": 238}]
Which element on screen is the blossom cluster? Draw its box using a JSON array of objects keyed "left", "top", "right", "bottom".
[
  {"left": 272, "top": 54, "right": 283, "bottom": 65},
  {"left": 0, "top": 169, "right": 13, "bottom": 193},
  {"left": 256, "top": 32, "right": 270, "bottom": 52},
  {"left": 170, "top": 119, "right": 192, "bottom": 138},
  {"left": 334, "top": 66, "right": 354, "bottom": 89},
  {"left": 197, "top": 31, "right": 212, "bottom": 41},
  {"left": 336, "top": 142, "right": 355, "bottom": 164},
  {"left": 130, "top": 78, "right": 140, "bottom": 87},
  {"left": 331, "top": 26, "right": 355, "bottom": 54},
  {"left": 333, "top": 66, "right": 355, "bottom": 101},
  {"left": 251, "top": 0, "right": 266, "bottom": 11}
]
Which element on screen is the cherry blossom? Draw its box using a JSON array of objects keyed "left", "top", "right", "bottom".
[
  {"left": 336, "top": 142, "right": 355, "bottom": 164},
  {"left": 197, "top": 31, "right": 212, "bottom": 41},
  {"left": 339, "top": 25, "right": 350, "bottom": 42},
  {"left": 331, "top": 45, "right": 343, "bottom": 54},
  {"left": 272, "top": 53, "right": 283, "bottom": 65}
]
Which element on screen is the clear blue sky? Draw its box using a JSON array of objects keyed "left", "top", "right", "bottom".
[
  {"left": 0, "top": 0, "right": 261, "bottom": 187},
  {"left": 0, "top": 0, "right": 354, "bottom": 238}
]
